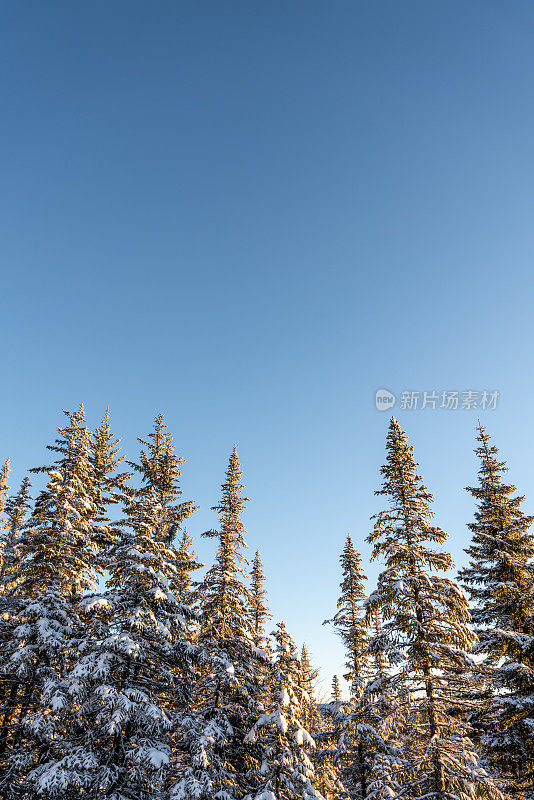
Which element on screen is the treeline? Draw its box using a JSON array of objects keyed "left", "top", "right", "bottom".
[{"left": 0, "top": 409, "right": 532, "bottom": 800}]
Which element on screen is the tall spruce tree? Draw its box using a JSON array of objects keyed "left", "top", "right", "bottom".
[
  {"left": 0, "top": 476, "right": 31, "bottom": 775},
  {"left": 246, "top": 622, "right": 324, "bottom": 800},
  {"left": 0, "top": 408, "right": 99, "bottom": 797},
  {"left": 366, "top": 417, "right": 501, "bottom": 800},
  {"left": 250, "top": 550, "right": 271, "bottom": 650},
  {"left": 26, "top": 414, "right": 199, "bottom": 800},
  {"left": 331, "top": 676, "right": 341, "bottom": 702},
  {"left": 89, "top": 409, "right": 132, "bottom": 568},
  {"left": 0, "top": 477, "right": 31, "bottom": 592},
  {"left": 0, "top": 458, "right": 11, "bottom": 582},
  {"left": 174, "top": 527, "right": 203, "bottom": 606},
  {"left": 299, "top": 652, "right": 345, "bottom": 800},
  {"left": 24, "top": 406, "right": 98, "bottom": 597},
  {"left": 299, "top": 645, "right": 320, "bottom": 732},
  {"left": 326, "top": 535, "right": 368, "bottom": 692},
  {"left": 172, "top": 447, "right": 262, "bottom": 800},
  {"left": 458, "top": 423, "right": 534, "bottom": 791},
  {"left": 325, "top": 535, "right": 370, "bottom": 800},
  {"left": 127, "top": 413, "right": 197, "bottom": 546}
]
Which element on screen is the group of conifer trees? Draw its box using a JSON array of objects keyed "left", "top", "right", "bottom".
[{"left": 0, "top": 409, "right": 532, "bottom": 800}]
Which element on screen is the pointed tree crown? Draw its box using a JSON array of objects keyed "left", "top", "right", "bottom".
[
  {"left": 326, "top": 534, "right": 368, "bottom": 687},
  {"left": 22, "top": 407, "right": 98, "bottom": 597},
  {"left": 459, "top": 421, "right": 534, "bottom": 634},
  {"left": 201, "top": 446, "right": 252, "bottom": 640},
  {"left": 250, "top": 549, "right": 271, "bottom": 648}
]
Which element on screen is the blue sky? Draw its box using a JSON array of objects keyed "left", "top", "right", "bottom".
[{"left": 2, "top": 0, "right": 534, "bottom": 694}]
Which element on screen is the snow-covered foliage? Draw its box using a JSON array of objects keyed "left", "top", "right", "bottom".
[
  {"left": 246, "top": 622, "right": 324, "bottom": 800},
  {"left": 27, "top": 415, "right": 201, "bottom": 800},
  {"left": 0, "top": 408, "right": 532, "bottom": 800},
  {"left": 459, "top": 423, "right": 534, "bottom": 793},
  {"left": 366, "top": 418, "right": 503, "bottom": 800},
  {"left": 172, "top": 447, "right": 265, "bottom": 800}
]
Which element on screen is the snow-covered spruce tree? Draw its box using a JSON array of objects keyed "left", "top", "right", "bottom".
[
  {"left": 0, "top": 477, "right": 31, "bottom": 593},
  {"left": 246, "top": 621, "right": 324, "bottom": 800},
  {"left": 360, "top": 607, "right": 403, "bottom": 800},
  {"left": 299, "top": 645, "right": 320, "bottom": 732},
  {"left": 0, "top": 478, "right": 33, "bottom": 752},
  {"left": 250, "top": 550, "right": 271, "bottom": 650},
  {"left": 26, "top": 414, "right": 199, "bottom": 800},
  {"left": 89, "top": 409, "right": 132, "bottom": 569},
  {"left": 366, "top": 417, "right": 502, "bottom": 800},
  {"left": 0, "top": 457, "right": 11, "bottom": 508},
  {"left": 249, "top": 550, "right": 273, "bottom": 746},
  {"left": 298, "top": 647, "right": 343, "bottom": 800},
  {"left": 127, "top": 413, "right": 197, "bottom": 546},
  {"left": 0, "top": 457, "right": 12, "bottom": 584},
  {"left": 0, "top": 475, "right": 30, "bottom": 776},
  {"left": 172, "top": 446, "right": 263, "bottom": 800},
  {"left": 324, "top": 534, "right": 372, "bottom": 800},
  {"left": 0, "top": 408, "right": 99, "bottom": 797},
  {"left": 331, "top": 676, "right": 341, "bottom": 702},
  {"left": 174, "top": 527, "right": 203, "bottom": 607},
  {"left": 458, "top": 423, "right": 534, "bottom": 790},
  {"left": 25, "top": 406, "right": 98, "bottom": 597},
  {"left": 326, "top": 535, "right": 368, "bottom": 694}
]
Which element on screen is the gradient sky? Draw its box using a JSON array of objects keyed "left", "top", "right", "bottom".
[{"left": 2, "top": 1, "right": 534, "bottom": 695}]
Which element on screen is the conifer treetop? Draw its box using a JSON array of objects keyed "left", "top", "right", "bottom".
[
  {"left": 250, "top": 549, "right": 271, "bottom": 648},
  {"left": 91, "top": 408, "right": 131, "bottom": 504},
  {"left": 458, "top": 423, "right": 534, "bottom": 786},
  {"left": 0, "top": 457, "right": 10, "bottom": 515},
  {"left": 459, "top": 421, "right": 534, "bottom": 635},
  {"left": 325, "top": 533, "right": 368, "bottom": 687},
  {"left": 369, "top": 416, "right": 451, "bottom": 570},
  {"left": 201, "top": 446, "right": 253, "bottom": 640},
  {"left": 0, "top": 476, "right": 32, "bottom": 590},
  {"left": 174, "top": 526, "right": 203, "bottom": 602},
  {"left": 127, "top": 413, "right": 198, "bottom": 545},
  {"left": 0, "top": 457, "right": 11, "bottom": 581},
  {"left": 331, "top": 674, "right": 341, "bottom": 702},
  {"left": 365, "top": 418, "right": 500, "bottom": 800},
  {"left": 22, "top": 406, "right": 99, "bottom": 597}
]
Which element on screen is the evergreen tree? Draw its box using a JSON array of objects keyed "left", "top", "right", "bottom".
[
  {"left": 325, "top": 535, "right": 370, "bottom": 799},
  {"left": 299, "top": 645, "right": 319, "bottom": 731},
  {"left": 200, "top": 446, "right": 251, "bottom": 641},
  {"left": 127, "top": 413, "right": 197, "bottom": 546},
  {"left": 458, "top": 423, "right": 534, "bottom": 791},
  {"left": 331, "top": 676, "right": 341, "bottom": 703},
  {"left": 366, "top": 417, "right": 501, "bottom": 800},
  {"left": 174, "top": 527, "right": 203, "bottom": 606},
  {"left": 357, "top": 606, "right": 404, "bottom": 800},
  {"left": 0, "top": 457, "right": 11, "bottom": 580},
  {"left": 308, "top": 661, "right": 347, "bottom": 800},
  {"left": 0, "top": 476, "right": 30, "bottom": 776},
  {"left": 326, "top": 535, "right": 368, "bottom": 692},
  {"left": 246, "top": 622, "right": 324, "bottom": 800},
  {"left": 0, "top": 476, "right": 31, "bottom": 592},
  {"left": 0, "top": 408, "right": 99, "bottom": 797},
  {"left": 24, "top": 406, "right": 98, "bottom": 598},
  {"left": 90, "top": 409, "right": 132, "bottom": 567},
  {"left": 173, "top": 447, "right": 262, "bottom": 800},
  {"left": 250, "top": 550, "right": 271, "bottom": 650},
  {"left": 26, "top": 414, "right": 199, "bottom": 799}
]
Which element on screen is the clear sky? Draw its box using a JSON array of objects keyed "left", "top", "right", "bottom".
[{"left": 2, "top": 0, "right": 534, "bottom": 695}]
